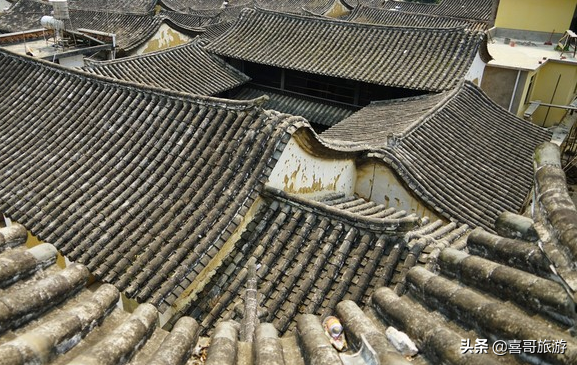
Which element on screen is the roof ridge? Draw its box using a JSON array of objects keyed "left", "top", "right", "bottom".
[
  {"left": 0, "top": 48, "right": 263, "bottom": 111},
  {"left": 354, "top": 3, "right": 490, "bottom": 25},
  {"left": 246, "top": 5, "right": 474, "bottom": 33},
  {"left": 85, "top": 37, "right": 207, "bottom": 66}
]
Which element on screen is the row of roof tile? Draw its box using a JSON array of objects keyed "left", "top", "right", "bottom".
[
  {"left": 205, "top": 7, "right": 489, "bottom": 92},
  {"left": 0, "top": 48, "right": 299, "bottom": 310},
  {"left": 322, "top": 81, "right": 552, "bottom": 231},
  {"left": 83, "top": 38, "right": 250, "bottom": 96}
]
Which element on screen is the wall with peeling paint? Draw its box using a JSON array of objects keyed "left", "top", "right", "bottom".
[
  {"left": 267, "top": 137, "right": 356, "bottom": 197},
  {"left": 355, "top": 160, "right": 443, "bottom": 221},
  {"left": 133, "top": 23, "right": 193, "bottom": 55},
  {"left": 323, "top": 0, "right": 351, "bottom": 18}
]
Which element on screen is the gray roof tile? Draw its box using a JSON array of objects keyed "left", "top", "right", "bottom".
[
  {"left": 322, "top": 82, "right": 552, "bottom": 230},
  {"left": 206, "top": 8, "right": 488, "bottom": 92},
  {"left": 83, "top": 38, "right": 250, "bottom": 96}
]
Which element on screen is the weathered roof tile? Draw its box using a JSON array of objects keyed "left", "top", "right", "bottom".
[
  {"left": 206, "top": 8, "right": 487, "bottom": 92},
  {"left": 83, "top": 38, "right": 250, "bottom": 96}
]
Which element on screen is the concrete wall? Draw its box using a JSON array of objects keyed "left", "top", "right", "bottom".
[
  {"left": 355, "top": 160, "right": 443, "bottom": 221},
  {"left": 481, "top": 65, "right": 519, "bottom": 110},
  {"left": 495, "top": 0, "right": 577, "bottom": 33},
  {"left": 267, "top": 137, "right": 356, "bottom": 197},
  {"left": 133, "top": 23, "right": 193, "bottom": 55},
  {"left": 465, "top": 51, "right": 487, "bottom": 86},
  {"left": 530, "top": 61, "right": 577, "bottom": 126}
]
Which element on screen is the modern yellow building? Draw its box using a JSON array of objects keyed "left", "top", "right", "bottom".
[
  {"left": 495, "top": 0, "right": 576, "bottom": 34},
  {"left": 482, "top": 0, "right": 577, "bottom": 127}
]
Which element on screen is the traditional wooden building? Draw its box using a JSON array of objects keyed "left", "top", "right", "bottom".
[{"left": 205, "top": 7, "right": 491, "bottom": 122}]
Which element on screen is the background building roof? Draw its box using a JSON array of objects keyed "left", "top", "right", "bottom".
[
  {"left": 346, "top": 4, "right": 488, "bottom": 31},
  {"left": 206, "top": 8, "right": 488, "bottom": 92},
  {"left": 83, "top": 38, "right": 250, "bottom": 96}
]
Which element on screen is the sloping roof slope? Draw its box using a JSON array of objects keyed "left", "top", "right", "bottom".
[
  {"left": 68, "top": 0, "right": 156, "bottom": 14},
  {"left": 347, "top": 4, "right": 488, "bottom": 30},
  {"left": 186, "top": 186, "right": 464, "bottom": 334},
  {"left": 0, "top": 0, "right": 50, "bottom": 33},
  {"left": 322, "top": 93, "right": 447, "bottom": 144},
  {"left": 233, "top": 86, "right": 356, "bottom": 126},
  {"left": 83, "top": 39, "right": 250, "bottom": 96},
  {"left": 206, "top": 8, "right": 487, "bottom": 92},
  {"left": 255, "top": 0, "right": 352, "bottom": 15},
  {"left": 160, "top": 9, "right": 213, "bottom": 28},
  {"left": 67, "top": 9, "right": 163, "bottom": 52},
  {"left": 323, "top": 82, "right": 552, "bottom": 230},
  {"left": 377, "top": 0, "right": 495, "bottom": 22},
  {"left": 2, "top": 142, "right": 575, "bottom": 365},
  {"left": 0, "top": 48, "right": 299, "bottom": 310},
  {"left": 0, "top": 224, "right": 201, "bottom": 365}
]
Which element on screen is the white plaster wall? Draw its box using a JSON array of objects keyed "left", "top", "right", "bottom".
[
  {"left": 355, "top": 161, "right": 442, "bottom": 221},
  {"left": 0, "top": 0, "right": 11, "bottom": 12},
  {"left": 267, "top": 137, "right": 356, "bottom": 197},
  {"left": 465, "top": 51, "right": 487, "bottom": 86},
  {"left": 133, "top": 23, "right": 193, "bottom": 55}
]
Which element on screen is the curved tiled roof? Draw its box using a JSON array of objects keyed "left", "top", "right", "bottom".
[
  {"left": 378, "top": 0, "right": 495, "bottom": 22},
  {"left": 83, "top": 39, "right": 250, "bottom": 96},
  {"left": 68, "top": 0, "right": 156, "bottom": 14},
  {"left": 182, "top": 186, "right": 463, "bottom": 334},
  {"left": 160, "top": 9, "right": 214, "bottom": 28},
  {"left": 322, "top": 82, "right": 552, "bottom": 231},
  {"left": 346, "top": 4, "right": 488, "bottom": 31},
  {"left": 206, "top": 8, "right": 488, "bottom": 92},
  {"left": 160, "top": 0, "right": 253, "bottom": 11},
  {"left": 201, "top": 19, "right": 233, "bottom": 40},
  {"left": 67, "top": 9, "right": 163, "bottom": 52},
  {"left": 322, "top": 93, "right": 447, "bottom": 146},
  {"left": 233, "top": 86, "right": 356, "bottom": 127},
  {"left": 0, "top": 0, "right": 51, "bottom": 33},
  {"left": 0, "top": 224, "right": 202, "bottom": 365},
  {"left": 0, "top": 3, "right": 169, "bottom": 52},
  {"left": 0, "top": 48, "right": 299, "bottom": 310},
  {"left": 255, "top": 0, "right": 352, "bottom": 15},
  {"left": 1, "top": 143, "right": 576, "bottom": 364}
]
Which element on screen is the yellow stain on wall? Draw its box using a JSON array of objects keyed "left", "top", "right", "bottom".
[
  {"left": 324, "top": 0, "right": 351, "bottom": 18},
  {"left": 495, "top": 0, "right": 577, "bottom": 33},
  {"left": 139, "top": 25, "right": 192, "bottom": 55},
  {"left": 355, "top": 161, "right": 443, "bottom": 222}
]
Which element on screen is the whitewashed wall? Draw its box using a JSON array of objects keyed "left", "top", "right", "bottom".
[
  {"left": 465, "top": 51, "right": 487, "bottom": 86},
  {"left": 132, "top": 23, "right": 193, "bottom": 55},
  {"left": 267, "top": 137, "right": 356, "bottom": 197}
]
